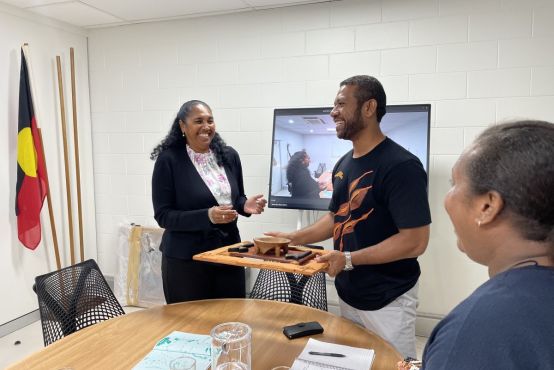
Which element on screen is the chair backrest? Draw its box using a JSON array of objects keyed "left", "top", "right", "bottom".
[
  {"left": 249, "top": 269, "right": 327, "bottom": 311},
  {"left": 34, "top": 259, "right": 125, "bottom": 346}
]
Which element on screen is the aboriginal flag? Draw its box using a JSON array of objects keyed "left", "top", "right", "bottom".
[{"left": 16, "top": 48, "right": 47, "bottom": 250}]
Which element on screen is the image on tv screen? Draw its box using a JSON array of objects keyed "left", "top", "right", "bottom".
[{"left": 268, "top": 104, "right": 430, "bottom": 211}]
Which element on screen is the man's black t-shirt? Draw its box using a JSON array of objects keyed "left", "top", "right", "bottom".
[{"left": 329, "top": 137, "right": 431, "bottom": 310}]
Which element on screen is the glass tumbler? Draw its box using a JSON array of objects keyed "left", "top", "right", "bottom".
[{"left": 211, "top": 322, "right": 252, "bottom": 370}]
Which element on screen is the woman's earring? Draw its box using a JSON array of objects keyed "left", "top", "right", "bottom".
[
  {"left": 182, "top": 132, "right": 185, "bottom": 137},
  {"left": 477, "top": 220, "right": 482, "bottom": 227}
]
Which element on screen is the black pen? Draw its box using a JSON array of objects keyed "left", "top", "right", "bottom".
[{"left": 309, "top": 351, "right": 346, "bottom": 357}]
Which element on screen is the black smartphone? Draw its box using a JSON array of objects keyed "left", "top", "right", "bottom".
[{"left": 283, "top": 321, "right": 324, "bottom": 339}]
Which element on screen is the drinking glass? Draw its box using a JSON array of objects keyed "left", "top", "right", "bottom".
[{"left": 211, "top": 322, "right": 251, "bottom": 370}]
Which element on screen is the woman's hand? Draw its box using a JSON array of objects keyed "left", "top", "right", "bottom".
[
  {"left": 397, "top": 358, "right": 421, "bottom": 370},
  {"left": 244, "top": 194, "right": 267, "bottom": 215},
  {"left": 208, "top": 204, "right": 238, "bottom": 224}
]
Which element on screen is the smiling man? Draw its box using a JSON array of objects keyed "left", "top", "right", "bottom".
[{"left": 266, "top": 76, "right": 431, "bottom": 358}]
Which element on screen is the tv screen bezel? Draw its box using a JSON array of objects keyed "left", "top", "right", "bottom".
[{"left": 267, "top": 104, "right": 431, "bottom": 211}]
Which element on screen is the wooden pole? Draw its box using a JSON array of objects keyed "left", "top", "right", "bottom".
[
  {"left": 56, "top": 55, "right": 75, "bottom": 266},
  {"left": 37, "top": 129, "right": 61, "bottom": 270},
  {"left": 22, "top": 44, "right": 61, "bottom": 270},
  {"left": 70, "top": 48, "right": 84, "bottom": 263}
]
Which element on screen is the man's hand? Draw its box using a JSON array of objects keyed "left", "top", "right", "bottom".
[
  {"left": 244, "top": 194, "right": 267, "bottom": 215},
  {"left": 315, "top": 250, "right": 347, "bottom": 277},
  {"left": 264, "top": 211, "right": 334, "bottom": 247},
  {"left": 264, "top": 231, "right": 297, "bottom": 245}
]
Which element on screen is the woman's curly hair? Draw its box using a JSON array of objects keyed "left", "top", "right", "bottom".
[
  {"left": 150, "top": 100, "right": 229, "bottom": 166},
  {"left": 286, "top": 150, "right": 309, "bottom": 184}
]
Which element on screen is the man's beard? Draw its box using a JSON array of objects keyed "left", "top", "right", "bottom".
[{"left": 337, "top": 107, "right": 365, "bottom": 140}]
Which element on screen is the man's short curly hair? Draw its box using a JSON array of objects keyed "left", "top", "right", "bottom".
[{"left": 340, "top": 75, "right": 387, "bottom": 123}]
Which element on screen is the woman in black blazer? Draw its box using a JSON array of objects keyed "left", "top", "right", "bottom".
[{"left": 151, "top": 100, "right": 266, "bottom": 304}]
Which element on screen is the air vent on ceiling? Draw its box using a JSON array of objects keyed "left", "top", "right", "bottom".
[{"left": 303, "top": 116, "right": 326, "bottom": 125}]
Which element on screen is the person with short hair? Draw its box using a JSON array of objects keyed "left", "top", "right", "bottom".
[
  {"left": 151, "top": 100, "right": 267, "bottom": 304},
  {"left": 399, "top": 120, "right": 554, "bottom": 369},
  {"left": 267, "top": 75, "right": 431, "bottom": 358}
]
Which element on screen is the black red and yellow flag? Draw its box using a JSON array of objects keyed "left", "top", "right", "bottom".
[{"left": 16, "top": 48, "right": 47, "bottom": 250}]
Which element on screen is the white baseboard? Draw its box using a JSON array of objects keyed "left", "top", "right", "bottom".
[
  {"left": 415, "top": 313, "right": 442, "bottom": 337},
  {"left": 0, "top": 310, "right": 40, "bottom": 338}
]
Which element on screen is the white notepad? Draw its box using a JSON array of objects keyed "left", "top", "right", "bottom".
[{"left": 290, "top": 338, "right": 375, "bottom": 370}]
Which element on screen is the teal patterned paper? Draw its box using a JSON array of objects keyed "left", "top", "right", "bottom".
[{"left": 133, "top": 331, "right": 211, "bottom": 369}]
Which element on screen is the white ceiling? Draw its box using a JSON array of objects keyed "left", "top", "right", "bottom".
[{"left": 2, "top": 0, "right": 333, "bottom": 28}]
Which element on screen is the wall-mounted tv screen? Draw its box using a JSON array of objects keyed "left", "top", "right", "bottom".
[{"left": 268, "top": 104, "right": 431, "bottom": 211}]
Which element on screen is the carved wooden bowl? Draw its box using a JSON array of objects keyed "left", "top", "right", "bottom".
[{"left": 253, "top": 237, "right": 290, "bottom": 257}]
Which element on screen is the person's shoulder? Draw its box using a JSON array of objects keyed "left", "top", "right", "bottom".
[
  {"left": 334, "top": 150, "right": 353, "bottom": 169},
  {"left": 224, "top": 145, "right": 239, "bottom": 157},
  {"left": 156, "top": 147, "right": 181, "bottom": 162},
  {"left": 425, "top": 272, "right": 554, "bottom": 368},
  {"left": 426, "top": 285, "right": 506, "bottom": 356},
  {"left": 223, "top": 146, "right": 241, "bottom": 165},
  {"left": 382, "top": 138, "right": 421, "bottom": 164},
  {"left": 445, "top": 273, "right": 535, "bottom": 327}
]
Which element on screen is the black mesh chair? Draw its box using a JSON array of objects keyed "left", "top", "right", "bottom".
[
  {"left": 249, "top": 269, "right": 328, "bottom": 311},
  {"left": 34, "top": 259, "right": 125, "bottom": 346}
]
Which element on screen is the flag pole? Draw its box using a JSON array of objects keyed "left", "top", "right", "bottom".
[
  {"left": 56, "top": 55, "right": 75, "bottom": 266},
  {"left": 70, "top": 47, "right": 84, "bottom": 263},
  {"left": 22, "top": 44, "right": 61, "bottom": 270}
]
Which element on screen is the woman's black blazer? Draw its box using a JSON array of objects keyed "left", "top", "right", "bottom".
[{"left": 152, "top": 146, "right": 250, "bottom": 260}]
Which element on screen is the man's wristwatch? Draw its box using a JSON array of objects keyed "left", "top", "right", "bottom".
[{"left": 343, "top": 251, "right": 354, "bottom": 271}]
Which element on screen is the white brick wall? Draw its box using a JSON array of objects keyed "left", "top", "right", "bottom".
[
  {"left": 306, "top": 27, "right": 356, "bottom": 54},
  {"left": 469, "top": 10, "right": 532, "bottom": 41},
  {"left": 532, "top": 67, "right": 554, "bottom": 95},
  {"left": 356, "top": 22, "right": 410, "bottom": 51},
  {"left": 381, "top": 46, "right": 436, "bottom": 75},
  {"left": 409, "top": 15, "right": 468, "bottom": 46},
  {"left": 437, "top": 41, "right": 497, "bottom": 72},
  {"left": 88, "top": 0, "right": 554, "bottom": 317},
  {"left": 435, "top": 100, "right": 496, "bottom": 127},
  {"left": 533, "top": 5, "right": 554, "bottom": 37},
  {"left": 467, "top": 68, "right": 531, "bottom": 98},
  {"left": 499, "top": 38, "right": 554, "bottom": 68},
  {"left": 329, "top": 0, "right": 381, "bottom": 27},
  {"left": 409, "top": 72, "right": 467, "bottom": 100},
  {"left": 382, "top": 0, "right": 437, "bottom": 22},
  {"left": 329, "top": 51, "right": 381, "bottom": 78}
]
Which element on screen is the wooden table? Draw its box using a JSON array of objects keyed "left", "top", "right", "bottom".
[{"left": 8, "top": 299, "right": 401, "bottom": 370}]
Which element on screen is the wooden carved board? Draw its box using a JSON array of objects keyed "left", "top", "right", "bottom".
[
  {"left": 229, "top": 246, "right": 316, "bottom": 265},
  {"left": 193, "top": 242, "right": 330, "bottom": 276}
]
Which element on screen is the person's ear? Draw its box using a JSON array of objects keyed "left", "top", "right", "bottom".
[
  {"left": 475, "top": 190, "right": 504, "bottom": 226},
  {"left": 179, "top": 119, "right": 186, "bottom": 134},
  {"left": 363, "top": 99, "right": 378, "bottom": 119}
]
